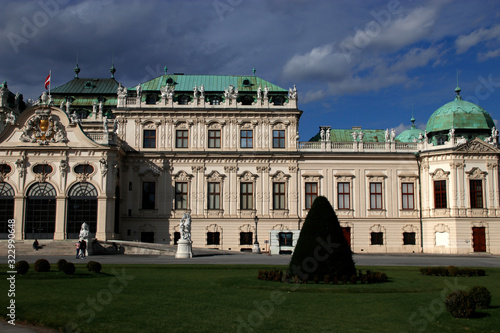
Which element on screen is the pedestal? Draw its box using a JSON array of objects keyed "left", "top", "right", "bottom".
[
  {"left": 252, "top": 242, "right": 261, "bottom": 254},
  {"left": 175, "top": 239, "right": 193, "bottom": 258}
]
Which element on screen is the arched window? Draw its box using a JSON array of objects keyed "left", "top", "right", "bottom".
[
  {"left": 25, "top": 183, "right": 56, "bottom": 239},
  {"left": 0, "top": 182, "right": 14, "bottom": 238},
  {"left": 67, "top": 182, "right": 98, "bottom": 239}
]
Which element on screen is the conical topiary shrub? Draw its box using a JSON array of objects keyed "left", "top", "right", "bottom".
[{"left": 289, "top": 196, "right": 355, "bottom": 281}]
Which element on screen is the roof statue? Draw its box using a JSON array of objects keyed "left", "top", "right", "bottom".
[
  {"left": 351, "top": 131, "right": 357, "bottom": 142},
  {"left": 257, "top": 86, "right": 262, "bottom": 99},
  {"left": 358, "top": 131, "right": 364, "bottom": 142},
  {"left": 385, "top": 129, "right": 389, "bottom": 142},
  {"left": 5, "top": 111, "right": 16, "bottom": 125}
]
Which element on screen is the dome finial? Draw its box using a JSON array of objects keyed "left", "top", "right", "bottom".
[
  {"left": 410, "top": 104, "right": 416, "bottom": 128},
  {"left": 74, "top": 51, "right": 80, "bottom": 78},
  {"left": 164, "top": 66, "right": 168, "bottom": 75},
  {"left": 455, "top": 69, "right": 462, "bottom": 100},
  {"left": 253, "top": 68, "right": 256, "bottom": 76},
  {"left": 110, "top": 51, "right": 116, "bottom": 79}
]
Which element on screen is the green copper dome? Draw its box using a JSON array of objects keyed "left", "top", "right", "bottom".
[
  {"left": 426, "top": 87, "right": 494, "bottom": 133},
  {"left": 396, "top": 116, "right": 424, "bottom": 142}
]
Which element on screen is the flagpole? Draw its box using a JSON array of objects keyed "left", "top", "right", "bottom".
[{"left": 49, "top": 70, "right": 51, "bottom": 97}]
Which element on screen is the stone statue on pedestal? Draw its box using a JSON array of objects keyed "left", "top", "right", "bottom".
[{"left": 175, "top": 213, "right": 193, "bottom": 258}]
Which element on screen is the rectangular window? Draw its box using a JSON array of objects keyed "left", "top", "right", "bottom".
[
  {"left": 305, "top": 182, "right": 318, "bottom": 209},
  {"left": 337, "top": 182, "right": 350, "bottom": 210},
  {"left": 208, "top": 182, "right": 221, "bottom": 210},
  {"left": 273, "top": 130, "right": 285, "bottom": 148},
  {"left": 175, "top": 182, "right": 188, "bottom": 210},
  {"left": 240, "top": 232, "right": 253, "bottom": 245},
  {"left": 174, "top": 232, "right": 180, "bottom": 245},
  {"left": 403, "top": 232, "right": 416, "bottom": 245},
  {"left": 470, "top": 179, "right": 483, "bottom": 208},
  {"left": 142, "top": 182, "right": 155, "bottom": 209},
  {"left": 207, "top": 232, "right": 220, "bottom": 245},
  {"left": 240, "top": 182, "right": 253, "bottom": 210},
  {"left": 279, "top": 232, "right": 293, "bottom": 246},
  {"left": 143, "top": 130, "right": 156, "bottom": 148},
  {"left": 208, "top": 130, "right": 221, "bottom": 148},
  {"left": 176, "top": 130, "right": 188, "bottom": 148},
  {"left": 370, "top": 182, "right": 382, "bottom": 210},
  {"left": 402, "top": 183, "right": 414, "bottom": 210},
  {"left": 434, "top": 180, "right": 447, "bottom": 209},
  {"left": 273, "top": 182, "right": 286, "bottom": 210},
  {"left": 371, "top": 232, "right": 384, "bottom": 245},
  {"left": 240, "top": 130, "right": 253, "bottom": 148}
]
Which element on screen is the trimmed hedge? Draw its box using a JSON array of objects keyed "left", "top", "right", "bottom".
[
  {"left": 62, "top": 262, "right": 76, "bottom": 275},
  {"left": 87, "top": 261, "right": 102, "bottom": 273},
  {"left": 57, "top": 259, "right": 67, "bottom": 271},
  {"left": 34, "top": 259, "right": 51, "bottom": 272},
  {"left": 445, "top": 290, "right": 476, "bottom": 318},
  {"left": 469, "top": 286, "right": 492, "bottom": 309},
  {"left": 258, "top": 269, "right": 388, "bottom": 284},
  {"left": 419, "top": 266, "right": 485, "bottom": 277},
  {"left": 15, "top": 260, "right": 29, "bottom": 275}
]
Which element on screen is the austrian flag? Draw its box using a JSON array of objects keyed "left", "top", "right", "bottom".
[{"left": 44, "top": 73, "right": 51, "bottom": 90}]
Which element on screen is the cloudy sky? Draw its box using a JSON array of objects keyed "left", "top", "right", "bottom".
[{"left": 1, "top": 0, "right": 500, "bottom": 140}]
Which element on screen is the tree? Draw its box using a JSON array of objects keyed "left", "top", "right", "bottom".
[{"left": 289, "top": 196, "right": 355, "bottom": 281}]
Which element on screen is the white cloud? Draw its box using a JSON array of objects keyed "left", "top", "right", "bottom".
[
  {"left": 282, "top": 44, "right": 350, "bottom": 81},
  {"left": 455, "top": 24, "right": 500, "bottom": 54},
  {"left": 478, "top": 48, "right": 500, "bottom": 61},
  {"left": 301, "top": 89, "right": 326, "bottom": 103}
]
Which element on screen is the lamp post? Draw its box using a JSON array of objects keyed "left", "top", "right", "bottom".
[{"left": 252, "top": 215, "right": 261, "bottom": 253}]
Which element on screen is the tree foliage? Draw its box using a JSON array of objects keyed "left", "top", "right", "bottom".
[{"left": 289, "top": 196, "right": 355, "bottom": 281}]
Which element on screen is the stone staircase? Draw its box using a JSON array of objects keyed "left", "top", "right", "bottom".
[
  {"left": 1, "top": 240, "right": 77, "bottom": 256},
  {"left": 1, "top": 239, "right": 234, "bottom": 257}
]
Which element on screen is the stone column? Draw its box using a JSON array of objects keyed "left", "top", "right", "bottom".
[
  {"left": 224, "top": 166, "right": 237, "bottom": 217},
  {"left": 54, "top": 196, "right": 66, "bottom": 240},
  {"left": 449, "top": 162, "right": 458, "bottom": 216},
  {"left": 13, "top": 196, "right": 24, "bottom": 240},
  {"left": 289, "top": 166, "right": 298, "bottom": 218}
]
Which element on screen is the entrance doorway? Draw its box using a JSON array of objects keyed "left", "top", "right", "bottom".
[
  {"left": 472, "top": 227, "right": 486, "bottom": 252},
  {"left": 25, "top": 183, "right": 56, "bottom": 239},
  {"left": 141, "top": 231, "right": 154, "bottom": 243},
  {"left": 342, "top": 227, "right": 351, "bottom": 248}
]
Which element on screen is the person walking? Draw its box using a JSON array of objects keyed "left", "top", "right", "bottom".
[
  {"left": 75, "top": 241, "right": 81, "bottom": 258},
  {"left": 80, "top": 239, "right": 87, "bottom": 259}
]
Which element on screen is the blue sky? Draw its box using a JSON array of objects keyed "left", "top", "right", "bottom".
[{"left": 1, "top": 0, "right": 499, "bottom": 141}]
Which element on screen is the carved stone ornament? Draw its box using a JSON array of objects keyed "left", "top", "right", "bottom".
[
  {"left": 369, "top": 224, "right": 385, "bottom": 233},
  {"left": 430, "top": 168, "right": 449, "bottom": 180},
  {"left": 239, "top": 224, "right": 254, "bottom": 233},
  {"left": 224, "top": 166, "right": 237, "bottom": 173},
  {"left": 59, "top": 160, "right": 69, "bottom": 177},
  {"left": 402, "top": 224, "right": 418, "bottom": 233},
  {"left": 20, "top": 111, "right": 68, "bottom": 145},
  {"left": 272, "top": 223, "right": 289, "bottom": 231},
  {"left": 434, "top": 223, "right": 449, "bottom": 233},
  {"left": 256, "top": 166, "right": 270, "bottom": 173},
  {"left": 466, "top": 167, "right": 487, "bottom": 179},
  {"left": 99, "top": 158, "right": 108, "bottom": 176},
  {"left": 239, "top": 171, "right": 257, "bottom": 181},
  {"left": 271, "top": 171, "right": 289, "bottom": 182},
  {"left": 174, "top": 170, "right": 193, "bottom": 182},
  {"left": 454, "top": 139, "right": 499, "bottom": 153},
  {"left": 206, "top": 170, "right": 224, "bottom": 182}
]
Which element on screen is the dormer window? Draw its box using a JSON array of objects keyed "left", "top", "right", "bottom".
[
  {"left": 240, "top": 95, "right": 253, "bottom": 105},
  {"left": 242, "top": 79, "right": 251, "bottom": 86},
  {"left": 273, "top": 96, "right": 284, "bottom": 106},
  {"left": 179, "top": 95, "right": 189, "bottom": 105},
  {"left": 166, "top": 78, "right": 174, "bottom": 85},
  {"left": 210, "top": 96, "right": 221, "bottom": 105}
]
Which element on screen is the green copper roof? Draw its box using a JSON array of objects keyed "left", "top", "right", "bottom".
[
  {"left": 396, "top": 118, "right": 425, "bottom": 142},
  {"left": 139, "top": 75, "right": 287, "bottom": 92},
  {"left": 50, "top": 78, "right": 120, "bottom": 95},
  {"left": 426, "top": 88, "right": 494, "bottom": 133},
  {"left": 310, "top": 129, "right": 386, "bottom": 142},
  {"left": 51, "top": 97, "right": 117, "bottom": 107}
]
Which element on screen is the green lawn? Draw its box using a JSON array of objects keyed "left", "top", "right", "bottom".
[{"left": 1, "top": 264, "right": 499, "bottom": 332}]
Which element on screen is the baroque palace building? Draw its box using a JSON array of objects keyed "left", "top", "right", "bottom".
[{"left": 1, "top": 66, "right": 499, "bottom": 254}]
